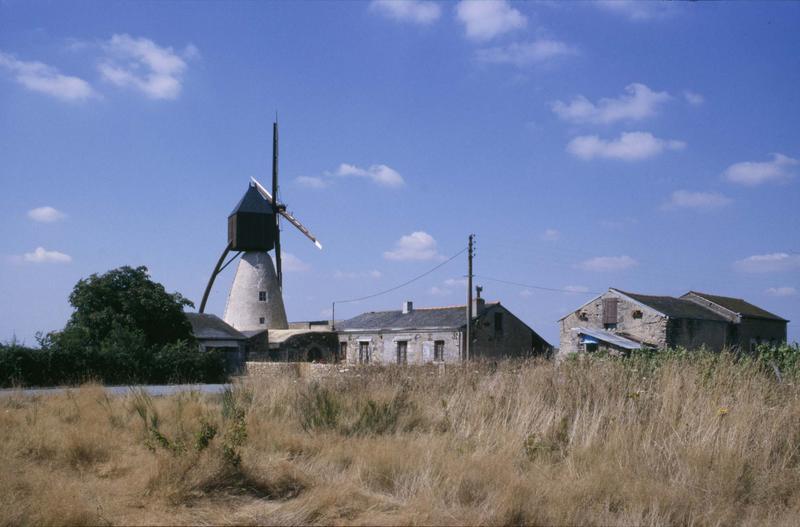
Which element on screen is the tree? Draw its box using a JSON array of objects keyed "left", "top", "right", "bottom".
[{"left": 63, "top": 265, "right": 194, "bottom": 348}]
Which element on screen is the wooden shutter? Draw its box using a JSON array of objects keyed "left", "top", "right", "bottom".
[{"left": 602, "top": 298, "right": 618, "bottom": 324}]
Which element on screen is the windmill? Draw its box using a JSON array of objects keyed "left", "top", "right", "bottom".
[{"left": 198, "top": 121, "right": 322, "bottom": 331}]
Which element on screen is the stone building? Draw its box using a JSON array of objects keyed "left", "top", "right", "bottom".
[
  {"left": 335, "top": 296, "right": 551, "bottom": 366},
  {"left": 559, "top": 288, "right": 788, "bottom": 357},
  {"left": 680, "top": 291, "right": 788, "bottom": 351},
  {"left": 185, "top": 313, "right": 248, "bottom": 373}
]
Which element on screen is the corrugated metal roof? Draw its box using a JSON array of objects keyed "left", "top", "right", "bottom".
[
  {"left": 337, "top": 303, "right": 498, "bottom": 331},
  {"left": 185, "top": 313, "right": 247, "bottom": 340},
  {"left": 572, "top": 327, "right": 642, "bottom": 350},
  {"left": 684, "top": 291, "right": 788, "bottom": 322},
  {"left": 613, "top": 289, "right": 728, "bottom": 321}
]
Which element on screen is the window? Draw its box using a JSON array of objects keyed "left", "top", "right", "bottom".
[
  {"left": 602, "top": 298, "right": 618, "bottom": 328},
  {"left": 359, "top": 341, "right": 370, "bottom": 364},
  {"left": 258, "top": 291, "right": 267, "bottom": 302},
  {"left": 494, "top": 312, "right": 504, "bottom": 335},
  {"left": 434, "top": 340, "right": 445, "bottom": 362},
  {"left": 339, "top": 342, "right": 347, "bottom": 362},
  {"left": 396, "top": 341, "right": 408, "bottom": 365},
  {"left": 259, "top": 317, "right": 265, "bottom": 325}
]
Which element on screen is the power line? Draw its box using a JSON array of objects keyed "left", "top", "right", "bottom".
[
  {"left": 334, "top": 247, "right": 468, "bottom": 305},
  {"left": 474, "top": 274, "right": 603, "bottom": 295}
]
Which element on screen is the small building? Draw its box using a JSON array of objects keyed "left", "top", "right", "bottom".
[
  {"left": 185, "top": 313, "right": 248, "bottom": 372},
  {"left": 559, "top": 288, "right": 788, "bottom": 357},
  {"left": 680, "top": 291, "right": 788, "bottom": 351},
  {"left": 336, "top": 295, "right": 551, "bottom": 365}
]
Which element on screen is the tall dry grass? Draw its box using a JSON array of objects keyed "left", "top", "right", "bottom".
[{"left": 2, "top": 353, "right": 799, "bottom": 526}]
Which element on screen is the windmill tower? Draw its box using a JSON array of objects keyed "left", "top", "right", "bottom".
[{"left": 198, "top": 122, "right": 322, "bottom": 332}]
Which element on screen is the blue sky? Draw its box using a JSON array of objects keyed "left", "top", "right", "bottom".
[{"left": 1, "top": 0, "right": 799, "bottom": 346}]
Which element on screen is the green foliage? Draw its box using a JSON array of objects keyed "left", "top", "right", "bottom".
[
  {"left": 0, "top": 266, "right": 227, "bottom": 387},
  {"left": 220, "top": 388, "right": 250, "bottom": 467},
  {"left": 66, "top": 265, "right": 194, "bottom": 348},
  {"left": 297, "top": 384, "right": 342, "bottom": 432},
  {"left": 349, "top": 389, "right": 412, "bottom": 436}
]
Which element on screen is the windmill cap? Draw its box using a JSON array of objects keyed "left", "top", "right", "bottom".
[{"left": 229, "top": 184, "right": 273, "bottom": 216}]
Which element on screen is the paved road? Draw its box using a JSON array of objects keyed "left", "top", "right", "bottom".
[{"left": 0, "top": 383, "right": 232, "bottom": 397}]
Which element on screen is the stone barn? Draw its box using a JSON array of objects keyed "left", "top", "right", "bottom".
[
  {"left": 680, "top": 291, "right": 788, "bottom": 351},
  {"left": 559, "top": 288, "right": 788, "bottom": 357},
  {"left": 335, "top": 295, "right": 551, "bottom": 366}
]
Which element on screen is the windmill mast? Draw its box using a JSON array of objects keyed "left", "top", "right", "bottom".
[{"left": 272, "top": 120, "right": 282, "bottom": 289}]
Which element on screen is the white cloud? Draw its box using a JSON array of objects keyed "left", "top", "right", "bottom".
[
  {"left": 567, "top": 131, "right": 685, "bottom": 161},
  {"left": 22, "top": 247, "right": 72, "bottom": 264},
  {"left": 444, "top": 277, "right": 467, "bottom": 287},
  {"left": 384, "top": 231, "right": 443, "bottom": 261},
  {"left": 578, "top": 255, "right": 638, "bottom": 272},
  {"left": 455, "top": 0, "right": 526, "bottom": 41},
  {"left": 370, "top": 0, "right": 441, "bottom": 24},
  {"left": 99, "top": 34, "right": 195, "bottom": 100},
  {"left": 282, "top": 252, "right": 310, "bottom": 272},
  {"left": 541, "top": 228, "right": 560, "bottom": 241},
  {"left": 766, "top": 287, "right": 797, "bottom": 297},
  {"left": 684, "top": 91, "right": 704, "bottom": 106},
  {"left": 331, "top": 163, "right": 405, "bottom": 187},
  {"left": 295, "top": 176, "right": 330, "bottom": 189},
  {"left": 662, "top": 190, "right": 732, "bottom": 211},
  {"left": 594, "top": 0, "right": 674, "bottom": 21},
  {"left": 564, "top": 285, "right": 590, "bottom": 293},
  {"left": 723, "top": 153, "right": 798, "bottom": 186},
  {"left": 0, "top": 51, "right": 95, "bottom": 101},
  {"left": 475, "top": 39, "right": 576, "bottom": 67},
  {"left": 551, "top": 83, "right": 670, "bottom": 124},
  {"left": 27, "top": 206, "right": 67, "bottom": 223},
  {"left": 734, "top": 253, "right": 800, "bottom": 273}
]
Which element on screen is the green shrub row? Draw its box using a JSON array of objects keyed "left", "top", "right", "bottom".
[{"left": 0, "top": 337, "right": 226, "bottom": 388}]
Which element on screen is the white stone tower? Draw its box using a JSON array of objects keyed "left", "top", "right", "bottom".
[{"left": 224, "top": 252, "right": 288, "bottom": 331}]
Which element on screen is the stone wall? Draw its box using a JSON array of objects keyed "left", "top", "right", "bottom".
[
  {"left": 736, "top": 318, "right": 788, "bottom": 351},
  {"left": 667, "top": 317, "right": 728, "bottom": 351},
  {"left": 559, "top": 292, "right": 668, "bottom": 357},
  {"left": 339, "top": 329, "right": 462, "bottom": 366},
  {"left": 472, "top": 305, "right": 549, "bottom": 359}
]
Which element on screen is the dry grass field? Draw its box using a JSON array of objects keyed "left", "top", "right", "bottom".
[{"left": 2, "top": 354, "right": 800, "bottom": 526}]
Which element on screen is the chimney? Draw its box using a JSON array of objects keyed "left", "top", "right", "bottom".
[
  {"left": 402, "top": 300, "right": 413, "bottom": 314},
  {"left": 473, "top": 286, "right": 486, "bottom": 315}
]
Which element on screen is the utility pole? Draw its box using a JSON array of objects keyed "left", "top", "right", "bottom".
[
  {"left": 272, "top": 120, "right": 282, "bottom": 290},
  {"left": 465, "top": 234, "right": 474, "bottom": 361}
]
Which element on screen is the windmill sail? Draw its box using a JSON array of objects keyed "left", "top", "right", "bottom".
[{"left": 250, "top": 176, "right": 323, "bottom": 250}]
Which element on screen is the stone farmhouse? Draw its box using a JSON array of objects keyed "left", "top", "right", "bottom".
[
  {"left": 336, "top": 297, "right": 551, "bottom": 365},
  {"left": 559, "top": 288, "right": 788, "bottom": 357},
  {"left": 188, "top": 291, "right": 551, "bottom": 366}
]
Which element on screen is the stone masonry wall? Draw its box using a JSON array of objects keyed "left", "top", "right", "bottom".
[
  {"left": 472, "top": 305, "right": 544, "bottom": 359},
  {"left": 559, "top": 292, "right": 668, "bottom": 357},
  {"left": 339, "top": 329, "right": 461, "bottom": 366}
]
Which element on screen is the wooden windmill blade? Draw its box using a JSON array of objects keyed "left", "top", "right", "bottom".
[{"left": 250, "top": 176, "right": 323, "bottom": 250}]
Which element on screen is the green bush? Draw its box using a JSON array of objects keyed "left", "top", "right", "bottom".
[{"left": 0, "top": 265, "right": 226, "bottom": 387}]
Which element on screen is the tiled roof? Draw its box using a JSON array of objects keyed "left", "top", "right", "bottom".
[
  {"left": 613, "top": 290, "right": 728, "bottom": 322},
  {"left": 685, "top": 291, "right": 788, "bottom": 322},
  {"left": 185, "top": 313, "right": 247, "bottom": 340},
  {"left": 337, "top": 303, "right": 498, "bottom": 331}
]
